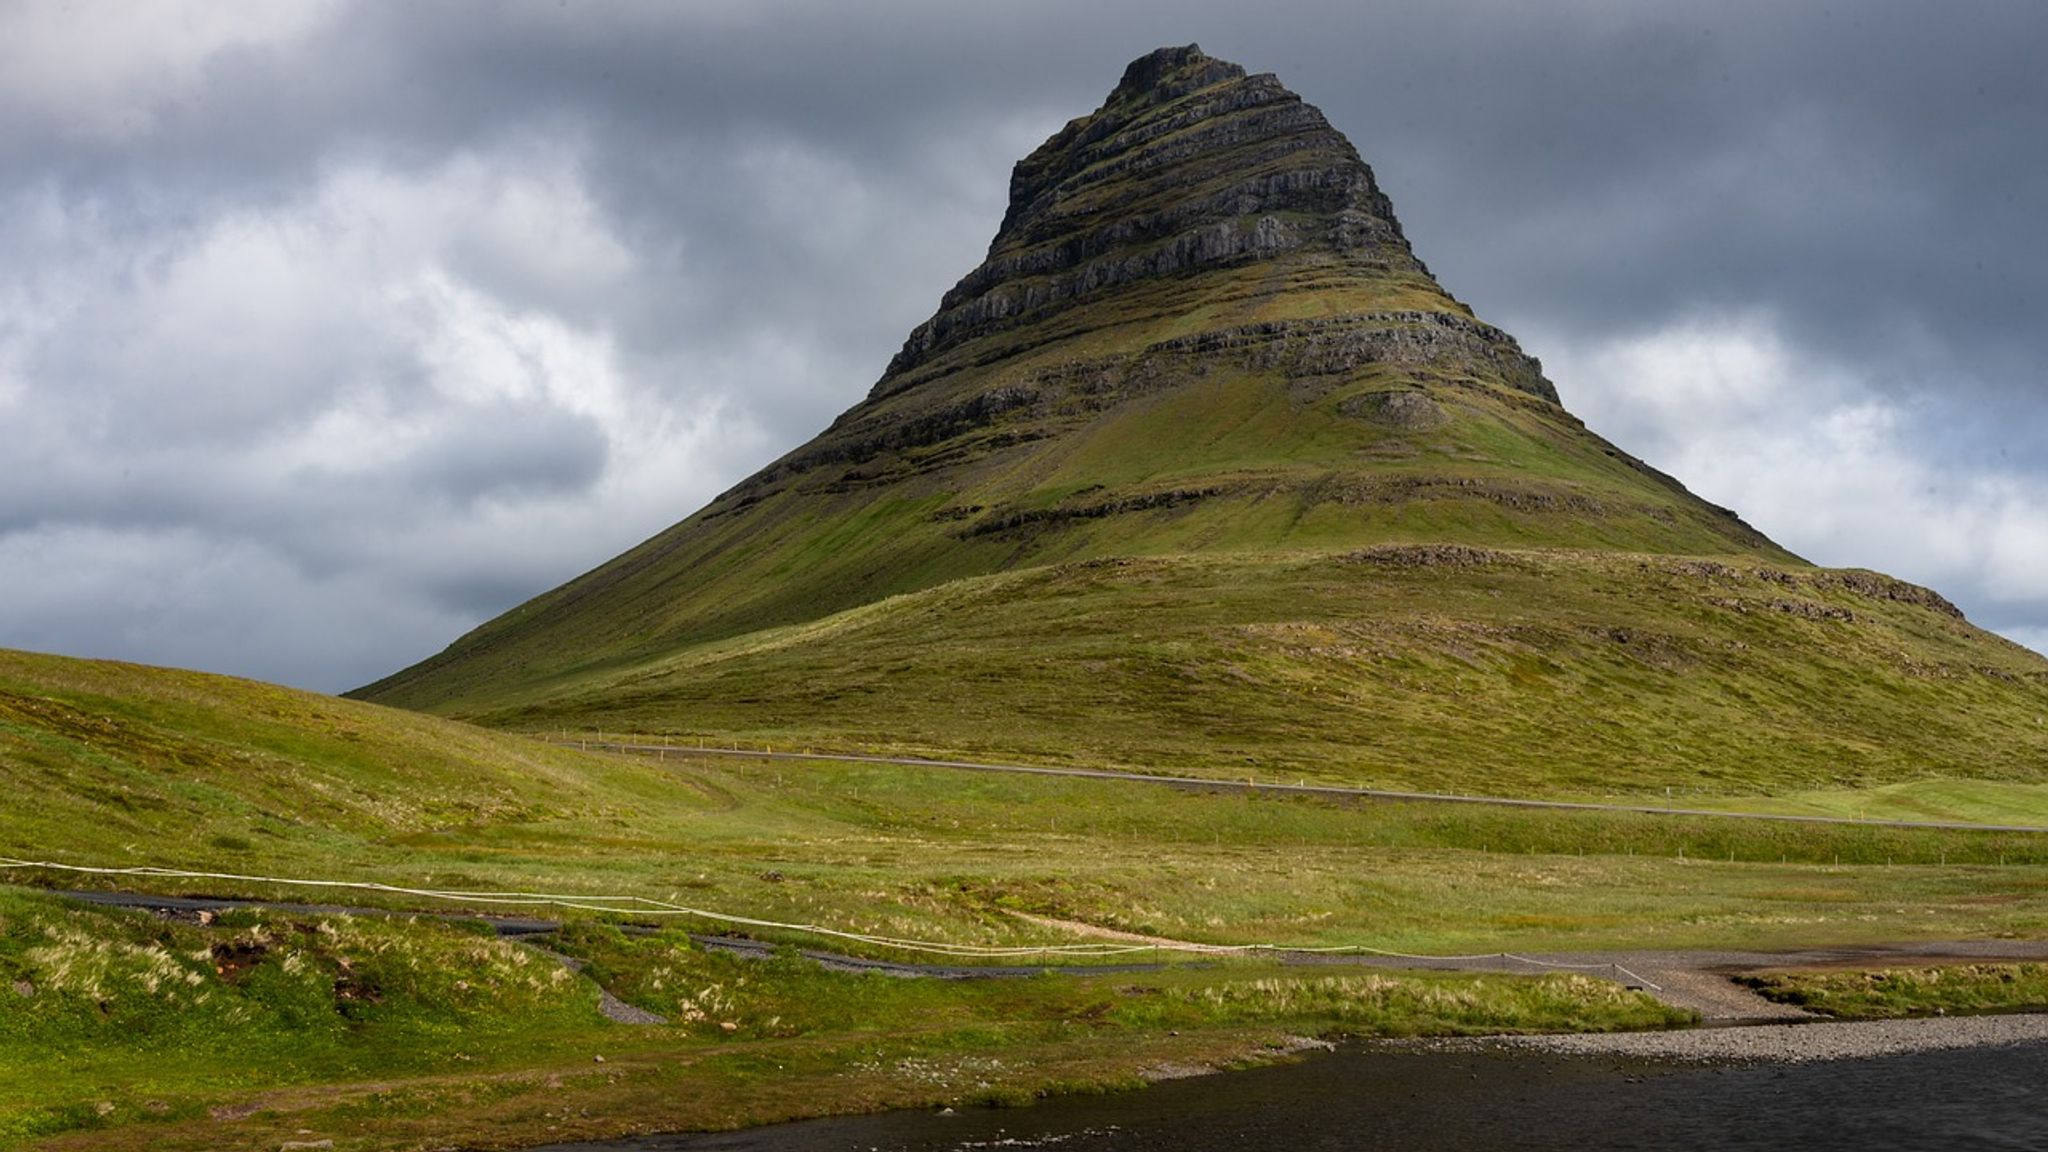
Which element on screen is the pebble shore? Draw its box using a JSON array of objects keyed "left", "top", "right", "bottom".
[{"left": 1428, "top": 1013, "right": 2048, "bottom": 1064}]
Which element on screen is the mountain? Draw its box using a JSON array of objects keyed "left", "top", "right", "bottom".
[{"left": 353, "top": 46, "right": 2048, "bottom": 797}]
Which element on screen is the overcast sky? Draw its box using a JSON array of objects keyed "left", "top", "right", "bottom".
[{"left": 3, "top": 0, "right": 2044, "bottom": 693}]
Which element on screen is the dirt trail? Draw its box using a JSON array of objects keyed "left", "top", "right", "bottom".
[{"left": 530, "top": 946, "right": 668, "bottom": 1026}]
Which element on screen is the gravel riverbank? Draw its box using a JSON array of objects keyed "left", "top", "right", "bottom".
[{"left": 1427, "top": 1012, "right": 2048, "bottom": 1064}]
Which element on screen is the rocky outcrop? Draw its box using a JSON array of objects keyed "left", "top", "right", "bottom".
[
  {"left": 1344, "top": 544, "right": 1501, "bottom": 568},
  {"left": 1817, "top": 571, "right": 1965, "bottom": 619},
  {"left": 1343, "top": 389, "right": 1450, "bottom": 430},
  {"left": 959, "top": 486, "right": 1226, "bottom": 539},
  {"left": 1144, "top": 312, "right": 1557, "bottom": 403},
  {"left": 743, "top": 308, "right": 1557, "bottom": 496}
]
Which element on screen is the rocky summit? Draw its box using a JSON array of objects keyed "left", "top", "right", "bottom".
[
  {"left": 878, "top": 44, "right": 1534, "bottom": 397},
  {"left": 355, "top": 46, "right": 2048, "bottom": 796}
]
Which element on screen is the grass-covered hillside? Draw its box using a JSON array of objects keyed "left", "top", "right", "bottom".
[
  {"left": 350, "top": 47, "right": 1814, "bottom": 747},
  {"left": 10, "top": 645, "right": 2048, "bottom": 960},
  {"left": 433, "top": 546, "right": 2047, "bottom": 803},
  {"left": 357, "top": 356, "right": 1793, "bottom": 720},
  {"left": 11, "top": 644, "right": 2048, "bottom": 1147},
  {"left": 0, "top": 647, "right": 684, "bottom": 874},
  {"left": 349, "top": 49, "right": 2048, "bottom": 808}
]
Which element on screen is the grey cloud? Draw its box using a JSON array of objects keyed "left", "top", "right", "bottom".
[
  {"left": 0, "top": 526, "right": 476, "bottom": 693},
  {"left": 2, "top": 0, "right": 2045, "bottom": 689},
  {"left": 391, "top": 403, "right": 609, "bottom": 508}
]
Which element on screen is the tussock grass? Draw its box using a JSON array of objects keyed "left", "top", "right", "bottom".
[
  {"left": 1121, "top": 970, "right": 1676, "bottom": 1035},
  {"left": 1741, "top": 963, "right": 2048, "bottom": 1019},
  {"left": 550, "top": 922, "right": 1685, "bottom": 1047},
  {"left": 0, "top": 881, "right": 1687, "bottom": 1139},
  {"left": 0, "top": 890, "right": 596, "bottom": 1142}
]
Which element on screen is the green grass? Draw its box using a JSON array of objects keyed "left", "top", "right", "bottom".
[
  {"left": 7, "top": 648, "right": 2048, "bottom": 1147},
  {"left": 0, "top": 890, "right": 599, "bottom": 1143},
  {"left": 1739, "top": 963, "right": 2048, "bottom": 1019},
  {"left": 0, "top": 647, "right": 709, "bottom": 872},
  {"left": 352, "top": 274, "right": 1792, "bottom": 720},
  {"left": 451, "top": 548, "right": 2048, "bottom": 804},
  {"left": 10, "top": 646, "right": 2048, "bottom": 963},
  {"left": 1695, "top": 779, "right": 2048, "bottom": 826},
  {"left": 0, "top": 888, "right": 1683, "bottom": 1150},
  {"left": 550, "top": 922, "right": 1684, "bottom": 1043}
]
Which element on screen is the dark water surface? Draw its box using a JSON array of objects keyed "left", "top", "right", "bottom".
[{"left": 537, "top": 1040, "right": 2048, "bottom": 1151}]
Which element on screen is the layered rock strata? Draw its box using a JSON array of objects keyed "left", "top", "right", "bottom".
[{"left": 873, "top": 44, "right": 1538, "bottom": 401}]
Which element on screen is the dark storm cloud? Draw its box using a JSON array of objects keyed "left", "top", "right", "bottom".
[
  {"left": 339, "top": 0, "right": 2048, "bottom": 445},
  {"left": 2, "top": 0, "right": 2044, "bottom": 691}
]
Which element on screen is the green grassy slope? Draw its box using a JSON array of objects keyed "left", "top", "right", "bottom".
[
  {"left": 354, "top": 350, "right": 1792, "bottom": 714},
  {"left": 462, "top": 548, "right": 2048, "bottom": 799},
  {"left": 11, "top": 646, "right": 2048, "bottom": 960},
  {"left": 349, "top": 44, "right": 2046, "bottom": 806},
  {"left": 0, "top": 647, "right": 702, "bottom": 874},
  {"left": 350, "top": 50, "right": 1791, "bottom": 728},
  {"left": 14, "top": 645, "right": 2048, "bottom": 1146}
]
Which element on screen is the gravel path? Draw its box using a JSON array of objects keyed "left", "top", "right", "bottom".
[
  {"left": 1627, "top": 967, "right": 1812, "bottom": 1022},
  {"left": 528, "top": 946, "right": 668, "bottom": 1026},
  {"left": 1514, "top": 941, "right": 2048, "bottom": 1022},
  {"left": 1442, "top": 1013, "right": 2048, "bottom": 1063}
]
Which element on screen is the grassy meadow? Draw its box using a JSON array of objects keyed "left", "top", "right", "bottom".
[
  {"left": 6, "top": 645, "right": 2048, "bottom": 1147},
  {"left": 0, "top": 879, "right": 1685, "bottom": 1150},
  {"left": 10, "top": 647, "right": 2048, "bottom": 960}
]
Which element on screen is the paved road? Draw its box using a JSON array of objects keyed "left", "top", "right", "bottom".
[
  {"left": 565, "top": 740, "right": 2048, "bottom": 835},
  {"left": 51, "top": 888, "right": 2048, "bottom": 1023}
]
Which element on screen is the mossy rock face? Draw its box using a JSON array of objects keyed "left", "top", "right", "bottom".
[
  {"left": 1341, "top": 389, "right": 1449, "bottom": 430},
  {"left": 349, "top": 47, "right": 2048, "bottom": 796}
]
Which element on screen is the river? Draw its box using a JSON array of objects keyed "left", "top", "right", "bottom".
[{"left": 535, "top": 1038, "right": 2048, "bottom": 1151}]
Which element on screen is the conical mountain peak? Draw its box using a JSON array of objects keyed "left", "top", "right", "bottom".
[
  {"left": 879, "top": 46, "right": 1477, "bottom": 394},
  {"left": 353, "top": 47, "right": 2040, "bottom": 847},
  {"left": 357, "top": 47, "right": 1816, "bottom": 733}
]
